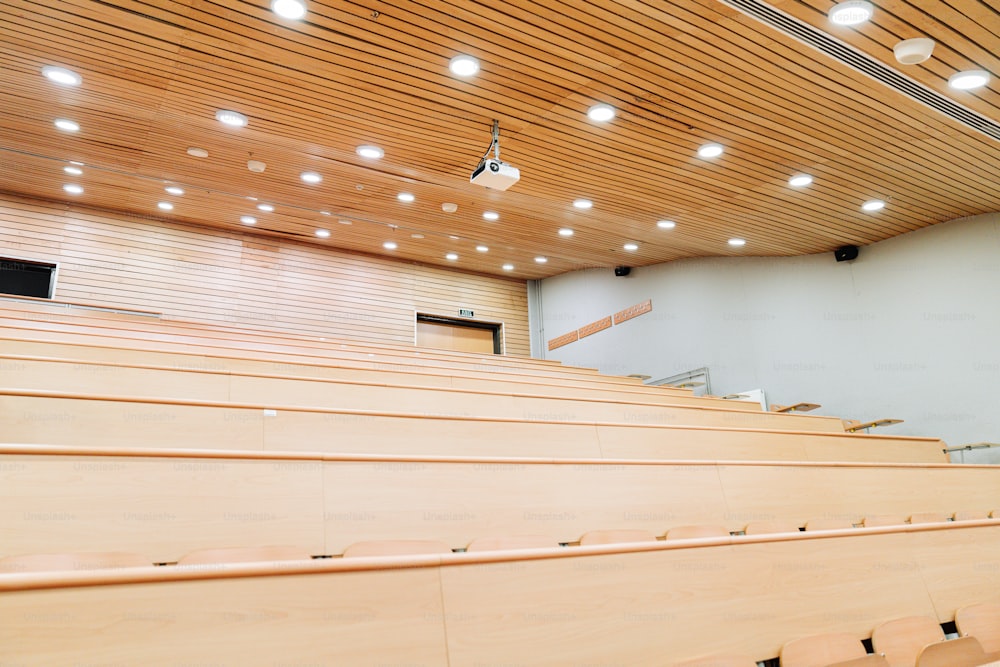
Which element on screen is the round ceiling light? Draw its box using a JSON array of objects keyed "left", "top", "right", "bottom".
[
  {"left": 187, "top": 147, "right": 209, "bottom": 158},
  {"left": 397, "top": 192, "right": 415, "bottom": 202},
  {"left": 573, "top": 199, "right": 593, "bottom": 209},
  {"left": 728, "top": 238, "right": 746, "bottom": 247},
  {"left": 476, "top": 245, "right": 489, "bottom": 252},
  {"left": 862, "top": 199, "right": 885, "bottom": 211},
  {"left": 271, "top": 0, "right": 306, "bottom": 19},
  {"left": 247, "top": 160, "right": 266, "bottom": 173},
  {"left": 948, "top": 70, "right": 990, "bottom": 90},
  {"left": 300, "top": 171, "right": 322, "bottom": 184},
  {"left": 697, "top": 143, "right": 724, "bottom": 158},
  {"left": 240, "top": 216, "right": 257, "bottom": 225},
  {"left": 482, "top": 211, "right": 499, "bottom": 221},
  {"left": 441, "top": 202, "right": 458, "bottom": 213},
  {"left": 445, "top": 252, "right": 459, "bottom": 261},
  {"left": 789, "top": 174, "right": 814, "bottom": 187},
  {"left": 356, "top": 145, "right": 384, "bottom": 159},
  {"left": 449, "top": 55, "right": 480, "bottom": 77},
  {"left": 587, "top": 103, "right": 616, "bottom": 122},
  {"left": 157, "top": 202, "right": 174, "bottom": 211},
  {"left": 829, "top": 0, "right": 874, "bottom": 25},
  {"left": 63, "top": 184, "right": 84, "bottom": 195},
  {"left": 63, "top": 166, "right": 83, "bottom": 176},
  {"left": 558, "top": 228, "right": 574, "bottom": 237},
  {"left": 42, "top": 66, "right": 81, "bottom": 86},
  {"left": 383, "top": 241, "right": 398, "bottom": 250},
  {"left": 315, "top": 229, "right": 331, "bottom": 238},
  {"left": 502, "top": 263, "right": 514, "bottom": 271},
  {"left": 215, "top": 110, "right": 248, "bottom": 127},
  {"left": 165, "top": 186, "right": 184, "bottom": 196},
  {"left": 893, "top": 38, "right": 935, "bottom": 65},
  {"left": 54, "top": 119, "right": 80, "bottom": 132},
  {"left": 257, "top": 203, "right": 274, "bottom": 212},
  {"left": 534, "top": 256, "right": 548, "bottom": 263},
  {"left": 623, "top": 242, "right": 639, "bottom": 251}
]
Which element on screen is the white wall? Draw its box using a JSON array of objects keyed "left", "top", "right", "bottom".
[{"left": 538, "top": 212, "right": 1000, "bottom": 460}]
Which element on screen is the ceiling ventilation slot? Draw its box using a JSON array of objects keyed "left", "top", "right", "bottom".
[{"left": 717, "top": 0, "right": 1000, "bottom": 142}]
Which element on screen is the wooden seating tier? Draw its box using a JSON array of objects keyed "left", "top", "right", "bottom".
[
  {"left": 3, "top": 521, "right": 1000, "bottom": 665},
  {"left": 2, "top": 446, "right": 995, "bottom": 560}
]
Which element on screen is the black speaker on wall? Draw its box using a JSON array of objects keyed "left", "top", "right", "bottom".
[
  {"left": 614, "top": 266, "right": 632, "bottom": 277},
  {"left": 834, "top": 245, "right": 859, "bottom": 262}
]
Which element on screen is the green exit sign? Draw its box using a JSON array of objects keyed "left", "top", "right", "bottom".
[{"left": 459, "top": 309, "right": 474, "bottom": 317}]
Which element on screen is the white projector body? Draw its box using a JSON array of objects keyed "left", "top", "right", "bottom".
[{"left": 470, "top": 158, "right": 520, "bottom": 190}]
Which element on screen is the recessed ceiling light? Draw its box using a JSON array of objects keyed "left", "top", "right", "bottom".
[
  {"left": 215, "top": 110, "right": 248, "bottom": 127},
  {"left": 397, "top": 192, "right": 415, "bottom": 202},
  {"left": 271, "top": 0, "right": 306, "bottom": 19},
  {"left": 573, "top": 199, "right": 593, "bottom": 209},
  {"left": 315, "top": 229, "right": 331, "bottom": 238},
  {"left": 558, "top": 228, "right": 574, "bottom": 237},
  {"left": 70, "top": 160, "right": 84, "bottom": 165},
  {"left": 63, "top": 166, "right": 83, "bottom": 176},
  {"left": 247, "top": 160, "right": 266, "bottom": 173},
  {"left": 728, "top": 238, "right": 746, "bottom": 247},
  {"left": 356, "top": 144, "right": 384, "bottom": 159},
  {"left": 383, "top": 241, "right": 398, "bottom": 250},
  {"left": 623, "top": 242, "right": 639, "bottom": 251},
  {"left": 697, "top": 142, "right": 724, "bottom": 158},
  {"left": 448, "top": 235, "right": 460, "bottom": 240},
  {"left": 63, "top": 184, "right": 83, "bottom": 195},
  {"left": 587, "top": 103, "right": 616, "bottom": 122},
  {"left": 257, "top": 203, "right": 274, "bottom": 212},
  {"left": 789, "top": 174, "right": 814, "bottom": 187},
  {"left": 300, "top": 171, "right": 322, "bottom": 184},
  {"left": 411, "top": 233, "right": 424, "bottom": 239},
  {"left": 338, "top": 219, "right": 352, "bottom": 225},
  {"left": 441, "top": 202, "right": 458, "bottom": 213},
  {"left": 535, "top": 256, "right": 548, "bottom": 263},
  {"left": 476, "top": 245, "right": 489, "bottom": 252},
  {"left": 240, "top": 216, "right": 257, "bottom": 225},
  {"left": 449, "top": 55, "right": 480, "bottom": 77},
  {"left": 54, "top": 119, "right": 80, "bottom": 132},
  {"left": 321, "top": 211, "right": 331, "bottom": 216},
  {"left": 862, "top": 199, "right": 886, "bottom": 211},
  {"left": 42, "top": 66, "right": 81, "bottom": 86},
  {"left": 657, "top": 220, "right": 676, "bottom": 229},
  {"left": 502, "top": 263, "right": 514, "bottom": 271},
  {"left": 165, "top": 186, "right": 184, "bottom": 196},
  {"left": 157, "top": 202, "right": 174, "bottom": 211},
  {"left": 445, "top": 252, "right": 459, "bottom": 261},
  {"left": 829, "top": 0, "right": 873, "bottom": 25},
  {"left": 187, "top": 147, "right": 209, "bottom": 158},
  {"left": 948, "top": 70, "right": 990, "bottom": 90},
  {"left": 483, "top": 211, "right": 499, "bottom": 221}
]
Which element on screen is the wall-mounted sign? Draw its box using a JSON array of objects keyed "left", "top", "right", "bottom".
[{"left": 459, "top": 308, "right": 474, "bottom": 317}]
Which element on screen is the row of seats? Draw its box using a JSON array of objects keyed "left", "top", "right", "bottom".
[
  {"left": 682, "top": 607, "right": 1000, "bottom": 666},
  {"left": 6, "top": 503, "right": 999, "bottom": 571}
]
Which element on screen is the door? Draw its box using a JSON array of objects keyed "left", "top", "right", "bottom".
[{"left": 415, "top": 315, "right": 502, "bottom": 354}]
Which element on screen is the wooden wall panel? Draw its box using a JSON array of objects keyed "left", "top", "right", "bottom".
[{"left": 0, "top": 195, "right": 530, "bottom": 354}]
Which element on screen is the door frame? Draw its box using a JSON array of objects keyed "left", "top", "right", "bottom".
[{"left": 414, "top": 312, "right": 505, "bottom": 355}]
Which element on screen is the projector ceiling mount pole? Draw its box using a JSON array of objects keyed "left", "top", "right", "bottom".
[{"left": 480, "top": 120, "right": 501, "bottom": 161}]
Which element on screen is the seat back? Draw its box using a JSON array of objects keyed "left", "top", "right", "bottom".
[
  {"left": 827, "top": 656, "right": 891, "bottom": 667},
  {"left": 804, "top": 518, "right": 855, "bottom": 531},
  {"left": 0, "top": 551, "right": 149, "bottom": 573},
  {"left": 341, "top": 540, "right": 452, "bottom": 558},
  {"left": 744, "top": 520, "right": 801, "bottom": 536},
  {"left": 465, "top": 535, "right": 560, "bottom": 552},
  {"left": 780, "top": 632, "right": 868, "bottom": 666},
  {"left": 177, "top": 545, "right": 311, "bottom": 565},
  {"left": 955, "top": 602, "right": 1000, "bottom": 653},
  {"left": 862, "top": 515, "right": 907, "bottom": 528},
  {"left": 664, "top": 524, "right": 730, "bottom": 540},
  {"left": 915, "top": 636, "right": 987, "bottom": 667},
  {"left": 872, "top": 616, "right": 946, "bottom": 667},
  {"left": 908, "top": 513, "right": 948, "bottom": 525},
  {"left": 952, "top": 510, "right": 990, "bottom": 522},
  {"left": 578, "top": 529, "right": 658, "bottom": 546}
]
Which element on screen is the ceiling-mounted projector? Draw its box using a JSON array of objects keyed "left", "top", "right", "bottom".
[
  {"left": 471, "top": 158, "right": 520, "bottom": 190},
  {"left": 470, "top": 119, "right": 520, "bottom": 191}
]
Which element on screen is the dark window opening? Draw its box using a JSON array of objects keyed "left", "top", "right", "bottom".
[{"left": 0, "top": 257, "right": 57, "bottom": 299}]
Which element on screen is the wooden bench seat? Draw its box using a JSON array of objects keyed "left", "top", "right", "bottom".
[
  {"left": 2, "top": 521, "right": 999, "bottom": 665},
  {"left": 0, "top": 388, "right": 947, "bottom": 462},
  {"left": 0, "top": 355, "right": 845, "bottom": 431},
  {"left": 3, "top": 446, "right": 994, "bottom": 560}
]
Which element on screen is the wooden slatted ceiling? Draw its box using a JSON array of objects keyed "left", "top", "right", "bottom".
[
  {"left": 0, "top": 196, "right": 531, "bottom": 353},
  {"left": 0, "top": 0, "right": 996, "bottom": 280}
]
